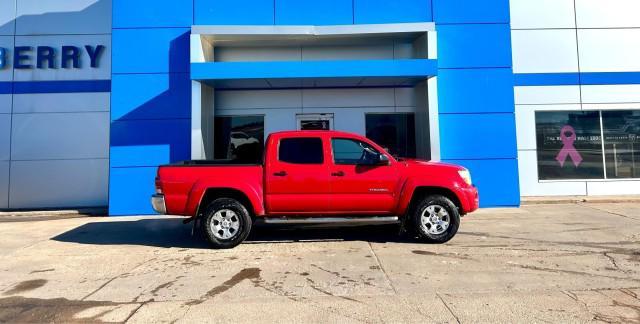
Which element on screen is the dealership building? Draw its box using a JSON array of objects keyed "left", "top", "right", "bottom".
[{"left": 1, "top": 0, "right": 639, "bottom": 215}]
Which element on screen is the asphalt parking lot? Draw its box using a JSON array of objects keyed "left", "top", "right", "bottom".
[{"left": 0, "top": 202, "right": 639, "bottom": 323}]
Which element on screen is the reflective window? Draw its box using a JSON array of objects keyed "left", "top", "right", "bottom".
[
  {"left": 332, "top": 138, "right": 380, "bottom": 165},
  {"left": 300, "top": 120, "right": 330, "bottom": 130},
  {"left": 278, "top": 138, "right": 324, "bottom": 164},
  {"left": 214, "top": 116, "right": 264, "bottom": 163},
  {"left": 603, "top": 110, "right": 640, "bottom": 178},
  {"left": 365, "top": 114, "right": 416, "bottom": 158},
  {"left": 535, "top": 111, "right": 604, "bottom": 180}
]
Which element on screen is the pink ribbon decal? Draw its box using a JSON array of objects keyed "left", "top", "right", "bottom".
[{"left": 556, "top": 125, "right": 582, "bottom": 167}]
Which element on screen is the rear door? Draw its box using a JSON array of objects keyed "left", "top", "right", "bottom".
[
  {"left": 265, "top": 135, "right": 331, "bottom": 213},
  {"left": 328, "top": 137, "right": 399, "bottom": 214}
]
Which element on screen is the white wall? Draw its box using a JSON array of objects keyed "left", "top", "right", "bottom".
[
  {"left": 510, "top": 0, "right": 640, "bottom": 196},
  {"left": 0, "top": 0, "right": 111, "bottom": 209}
]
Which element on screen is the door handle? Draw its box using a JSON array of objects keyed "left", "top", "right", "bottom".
[
  {"left": 331, "top": 171, "right": 345, "bottom": 177},
  {"left": 273, "top": 171, "right": 287, "bottom": 177}
]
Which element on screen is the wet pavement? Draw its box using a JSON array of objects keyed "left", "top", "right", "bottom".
[{"left": 0, "top": 202, "right": 639, "bottom": 323}]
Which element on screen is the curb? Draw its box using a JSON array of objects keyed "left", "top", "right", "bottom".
[
  {"left": 521, "top": 195, "right": 640, "bottom": 205},
  {"left": 0, "top": 208, "right": 107, "bottom": 217}
]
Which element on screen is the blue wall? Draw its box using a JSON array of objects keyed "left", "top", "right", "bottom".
[
  {"left": 110, "top": 0, "right": 193, "bottom": 215},
  {"left": 110, "top": 0, "right": 518, "bottom": 214},
  {"left": 433, "top": 0, "right": 519, "bottom": 207}
]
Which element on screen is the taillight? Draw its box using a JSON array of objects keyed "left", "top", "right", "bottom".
[{"left": 155, "top": 177, "right": 163, "bottom": 194}]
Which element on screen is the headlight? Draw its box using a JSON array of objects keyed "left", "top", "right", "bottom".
[{"left": 458, "top": 169, "right": 472, "bottom": 185}]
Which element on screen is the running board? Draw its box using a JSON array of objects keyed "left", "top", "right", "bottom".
[{"left": 260, "top": 216, "right": 399, "bottom": 225}]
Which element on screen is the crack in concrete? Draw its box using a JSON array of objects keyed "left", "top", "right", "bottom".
[
  {"left": 436, "top": 293, "right": 461, "bottom": 324},
  {"left": 578, "top": 203, "right": 640, "bottom": 222},
  {"left": 603, "top": 252, "right": 622, "bottom": 272},
  {"left": 82, "top": 257, "right": 158, "bottom": 301},
  {"left": 511, "top": 263, "right": 640, "bottom": 283},
  {"left": 368, "top": 242, "right": 398, "bottom": 294},
  {"left": 562, "top": 287, "right": 640, "bottom": 324}
]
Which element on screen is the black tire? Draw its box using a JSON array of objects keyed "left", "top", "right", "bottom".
[
  {"left": 409, "top": 194, "right": 460, "bottom": 243},
  {"left": 201, "top": 198, "right": 252, "bottom": 249}
]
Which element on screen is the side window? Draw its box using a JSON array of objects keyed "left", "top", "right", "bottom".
[
  {"left": 278, "top": 137, "right": 324, "bottom": 164},
  {"left": 332, "top": 138, "right": 380, "bottom": 165}
]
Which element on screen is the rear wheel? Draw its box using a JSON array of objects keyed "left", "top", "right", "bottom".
[
  {"left": 409, "top": 195, "right": 460, "bottom": 243},
  {"left": 201, "top": 198, "right": 252, "bottom": 249}
]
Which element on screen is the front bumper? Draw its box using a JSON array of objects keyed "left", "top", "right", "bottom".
[
  {"left": 460, "top": 185, "right": 479, "bottom": 214},
  {"left": 151, "top": 194, "right": 167, "bottom": 214}
]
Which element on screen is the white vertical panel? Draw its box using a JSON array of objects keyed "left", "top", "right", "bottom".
[
  {"left": 581, "top": 85, "right": 640, "bottom": 104},
  {"left": 510, "top": 0, "right": 576, "bottom": 29},
  {"left": 393, "top": 41, "right": 413, "bottom": 59},
  {"left": 0, "top": 36, "right": 14, "bottom": 81},
  {"left": 514, "top": 86, "right": 581, "bottom": 105},
  {"left": 15, "top": 0, "right": 111, "bottom": 35},
  {"left": 578, "top": 29, "right": 640, "bottom": 72},
  {"left": 0, "top": 0, "right": 16, "bottom": 35},
  {"left": 394, "top": 88, "right": 415, "bottom": 107},
  {"left": 301, "top": 43, "right": 394, "bottom": 61},
  {"left": 517, "top": 150, "right": 588, "bottom": 196},
  {"left": 191, "top": 81, "right": 204, "bottom": 160},
  {"left": 0, "top": 114, "right": 9, "bottom": 161},
  {"left": 9, "top": 159, "right": 108, "bottom": 208},
  {"left": 216, "top": 89, "right": 302, "bottom": 109},
  {"left": 215, "top": 46, "right": 301, "bottom": 62},
  {"left": 303, "top": 88, "right": 395, "bottom": 108},
  {"left": 264, "top": 109, "right": 298, "bottom": 135},
  {"left": 13, "top": 92, "right": 110, "bottom": 113},
  {"left": 587, "top": 181, "right": 640, "bottom": 195},
  {"left": 0, "top": 161, "right": 7, "bottom": 208},
  {"left": 333, "top": 110, "right": 366, "bottom": 135},
  {"left": 512, "top": 30, "right": 579, "bottom": 73},
  {"left": 11, "top": 112, "right": 109, "bottom": 160},
  {"left": 576, "top": 0, "right": 640, "bottom": 28},
  {"left": 0, "top": 95, "right": 11, "bottom": 114}
]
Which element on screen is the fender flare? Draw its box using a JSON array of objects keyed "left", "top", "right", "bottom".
[{"left": 184, "top": 179, "right": 265, "bottom": 217}]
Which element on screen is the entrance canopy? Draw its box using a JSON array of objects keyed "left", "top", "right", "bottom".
[{"left": 190, "top": 23, "right": 438, "bottom": 89}]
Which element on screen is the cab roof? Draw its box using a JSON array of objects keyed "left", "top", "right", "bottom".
[{"left": 269, "top": 130, "right": 361, "bottom": 138}]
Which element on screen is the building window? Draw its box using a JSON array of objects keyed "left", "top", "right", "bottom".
[
  {"left": 536, "top": 111, "right": 603, "bottom": 180},
  {"left": 603, "top": 110, "right": 640, "bottom": 179},
  {"left": 214, "top": 115, "right": 264, "bottom": 163},
  {"left": 365, "top": 113, "right": 416, "bottom": 158},
  {"left": 535, "top": 110, "right": 640, "bottom": 180},
  {"left": 278, "top": 137, "right": 324, "bottom": 164}
]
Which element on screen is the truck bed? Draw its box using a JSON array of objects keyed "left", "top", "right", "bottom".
[{"left": 157, "top": 161, "right": 264, "bottom": 216}]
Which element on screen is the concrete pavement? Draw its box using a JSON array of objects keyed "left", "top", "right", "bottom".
[{"left": 0, "top": 202, "right": 639, "bottom": 323}]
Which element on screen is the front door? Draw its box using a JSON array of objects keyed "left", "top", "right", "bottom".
[
  {"left": 297, "top": 113, "right": 333, "bottom": 130},
  {"left": 328, "top": 137, "right": 399, "bottom": 214},
  {"left": 265, "top": 135, "right": 331, "bottom": 214}
]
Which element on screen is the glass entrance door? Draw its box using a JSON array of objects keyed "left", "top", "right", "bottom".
[{"left": 296, "top": 113, "right": 334, "bottom": 130}]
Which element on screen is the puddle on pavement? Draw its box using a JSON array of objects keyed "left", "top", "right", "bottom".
[
  {"left": 0, "top": 296, "right": 131, "bottom": 323},
  {"left": 187, "top": 267, "right": 261, "bottom": 305}
]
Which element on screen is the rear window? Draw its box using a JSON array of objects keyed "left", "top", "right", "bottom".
[{"left": 278, "top": 137, "right": 324, "bottom": 164}]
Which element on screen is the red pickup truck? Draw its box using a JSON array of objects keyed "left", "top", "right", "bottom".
[{"left": 152, "top": 130, "right": 478, "bottom": 248}]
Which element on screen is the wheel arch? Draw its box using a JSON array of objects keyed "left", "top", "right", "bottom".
[
  {"left": 406, "top": 186, "right": 463, "bottom": 215},
  {"left": 197, "top": 188, "right": 256, "bottom": 218}
]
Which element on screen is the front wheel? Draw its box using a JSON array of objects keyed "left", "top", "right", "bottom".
[
  {"left": 409, "top": 195, "right": 460, "bottom": 243},
  {"left": 201, "top": 198, "right": 252, "bottom": 249}
]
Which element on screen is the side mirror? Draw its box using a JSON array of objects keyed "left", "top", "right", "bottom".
[{"left": 378, "top": 154, "right": 390, "bottom": 165}]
